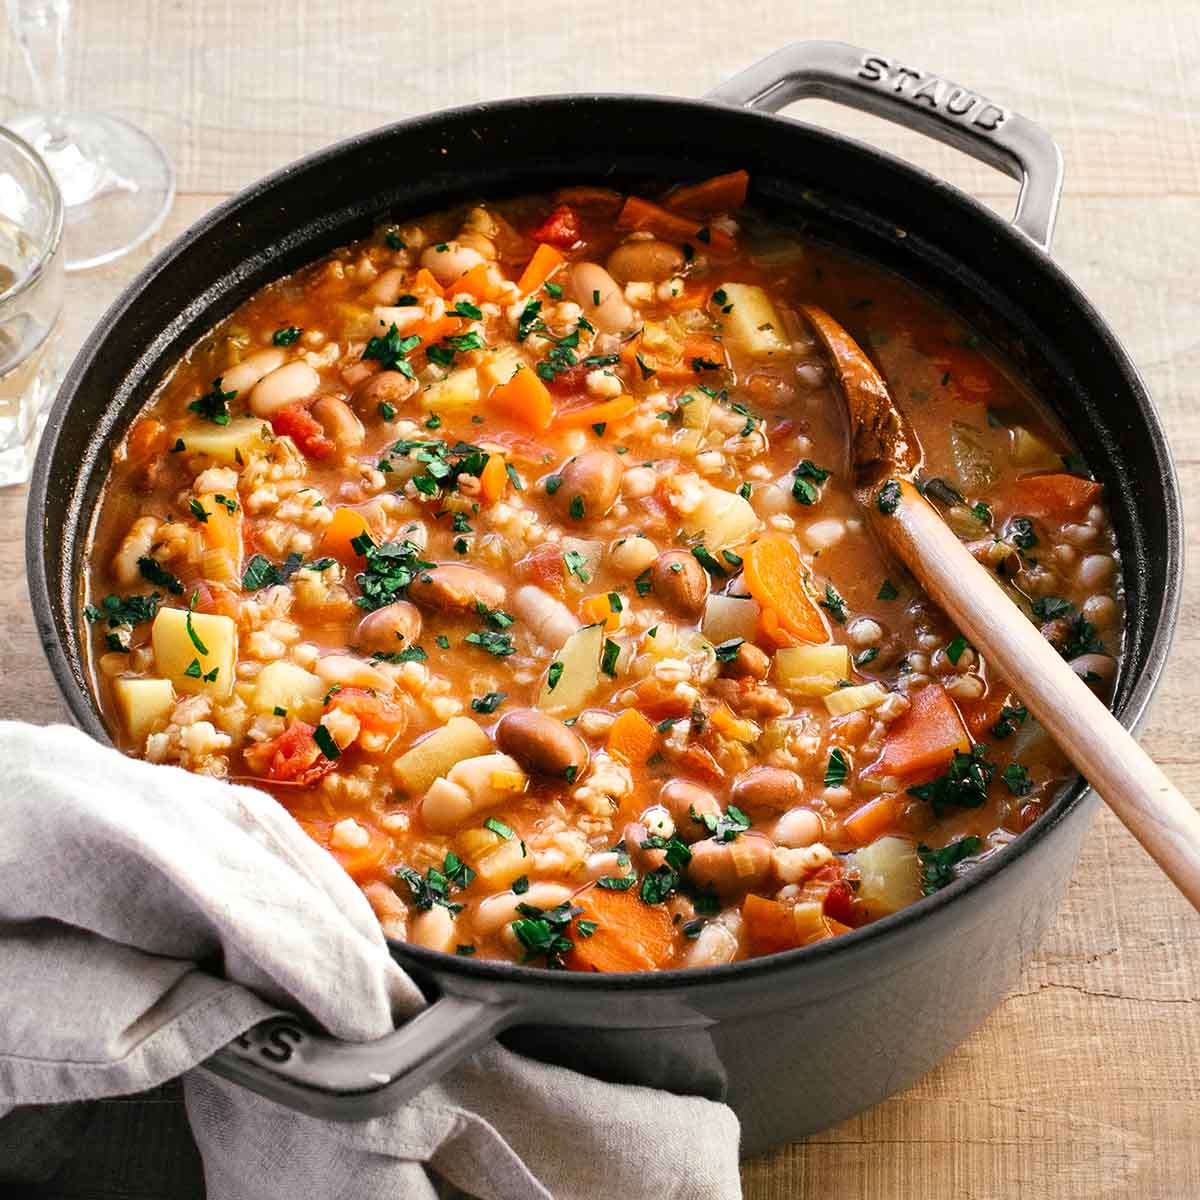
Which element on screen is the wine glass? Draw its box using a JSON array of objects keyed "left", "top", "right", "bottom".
[{"left": 4, "top": 0, "right": 175, "bottom": 272}]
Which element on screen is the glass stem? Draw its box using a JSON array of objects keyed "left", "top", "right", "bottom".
[{"left": 6, "top": 0, "right": 71, "bottom": 141}]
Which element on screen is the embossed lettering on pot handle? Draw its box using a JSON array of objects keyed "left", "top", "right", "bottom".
[
  {"left": 203, "top": 993, "right": 518, "bottom": 1121},
  {"left": 707, "top": 40, "right": 1064, "bottom": 252}
]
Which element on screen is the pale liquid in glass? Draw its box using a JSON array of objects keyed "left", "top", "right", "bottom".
[{"left": 0, "top": 215, "right": 59, "bottom": 485}]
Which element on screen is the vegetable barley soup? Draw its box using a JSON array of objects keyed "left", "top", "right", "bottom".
[{"left": 86, "top": 171, "right": 1123, "bottom": 970}]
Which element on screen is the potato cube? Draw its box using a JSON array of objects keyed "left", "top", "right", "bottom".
[
  {"left": 423, "top": 367, "right": 480, "bottom": 413},
  {"left": 393, "top": 716, "right": 492, "bottom": 795},
  {"left": 178, "top": 417, "right": 271, "bottom": 464},
  {"left": 714, "top": 283, "right": 789, "bottom": 358},
  {"left": 251, "top": 660, "right": 326, "bottom": 722},
  {"left": 151, "top": 606, "right": 237, "bottom": 698},
  {"left": 112, "top": 677, "right": 175, "bottom": 747},
  {"left": 537, "top": 623, "right": 604, "bottom": 714}
]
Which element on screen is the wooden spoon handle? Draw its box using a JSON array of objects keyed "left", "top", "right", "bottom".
[{"left": 877, "top": 481, "right": 1200, "bottom": 911}]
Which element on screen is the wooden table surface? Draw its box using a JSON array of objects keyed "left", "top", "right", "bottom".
[{"left": 2, "top": 3, "right": 1198, "bottom": 1196}]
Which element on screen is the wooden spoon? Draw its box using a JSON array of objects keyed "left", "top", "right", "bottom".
[{"left": 801, "top": 303, "right": 1200, "bottom": 911}]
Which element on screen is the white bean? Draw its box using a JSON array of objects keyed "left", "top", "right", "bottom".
[
  {"left": 366, "top": 267, "right": 408, "bottom": 305},
  {"left": 685, "top": 918, "right": 739, "bottom": 967},
  {"left": 221, "top": 347, "right": 288, "bottom": 396},
  {"left": 569, "top": 262, "right": 636, "bottom": 334},
  {"left": 641, "top": 804, "right": 675, "bottom": 838},
  {"left": 420, "top": 753, "right": 526, "bottom": 834},
  {"left": 475, "top": 883, "right": 572, "bottom": 934},
  {"left": 410, "top": 905, "right": 457, "bottom": 952},
  {"left": 315, "top": 654, "right": 394, "bottom": 692},
  {"left": 608, "top": 535, "right": 658, "bottom": 577},
  {"left": 420, "top": 241, "right": 485, "bottom": 287},
  {"left": 112, "top": 516, "right": 162, "bottom": 586},
  {"left": 773, "top": 807, "right": 824, "bottom": 848},
  {"left": 249, "top": 361, "right": 321, "bottom": 417},
  {"left": 512, "top": 585, "right": 579, "bottom": 651}
]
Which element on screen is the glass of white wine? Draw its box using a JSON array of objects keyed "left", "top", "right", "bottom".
[
  {"left": 0, "top": 125, "right": 63, "bottom": 486},
  {"left": 5, "top": 0, "right": 174, "bottom": 271}
]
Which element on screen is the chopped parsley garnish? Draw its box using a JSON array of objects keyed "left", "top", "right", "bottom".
[
  {"left": 544, "top": 474, "right": 562, "bottom": 495},
  {"left": 424, "top": 413, "right": 441, "bottom": 430},
  {"left": 436, "top": 635, "right": 450, "bottom": 649},
  {"left": 596, "top": 874, "right": 636, "bottom": 891},
  {"left": 182, "top": 658, "right": 218, "bottom": 683},
  {"left": 569, "top": 495, "right": 585, "bottom": 519},
  {"left": 355, "top": 540, "right": 433, "bottom": 610},
  {"left": 946, "top": 635, "right": 970, "bottom": 665},
  {"left": 607, "top": 592, "right": 623, "bottom": 613},
  {"left": 738, "top": 482, "right": 752, "bottom": 500},
  {"left": 427, "top": 330, "right": 487, "bottom": 369},
  {"left": 516, "top": 300, "right": 542, "bottom": 342},
  {"left": 475, "top": 601, "right": 515, "bottom": 629},
  {"left": 312, "top": 723, "right": 341, "bottom": 760},
  {"left": 691, "top": 356, "right": 721, "bottom": 373},
  {"left": 1062, "top": 613, "right": 1104, "bottom": 659},
  {"left": 855, "top": 647, "right": 879, "bottom": 667},
  {"left": 185, "top": 592, "right": 209, "bottom": 655},
  {"left": 370, "top": 645, "right": 428, "bottom": 664},
  {"left": 600, "top": 638, "right": 620, "bottom": 677},
  {"left": 543, "top": 281, "right": 564, "bottom": 299},
  {"left": 990, "top": 704, "right": 1028, "bottom": 739},
  {"left": 1031, "top": 595, "right": 1072, "bottom": 622},
  {"left": 378, "top": 401, "right": 396, "bottom": 421},
  {"left": 464, "top": 629, "right": 516, "bottom": 657},
  {"left": 819, "top": 584, "right": 847, "bottom": 624},
  {"left": 876, "top": 479, "right": 902, "bottom": 515},
  {"left": 188, "top": 498, "right": 210, "bottom": 523},
  {"left": 791, "top": 459, "right": 831, "bottom": 505},
  {"left": 484, "top": 817, "right": 513, "bottom": 839},
  {"left": 84, "top": 592, "right": 161, "bottom": 629},
  {"left": 512, "top": 900, "right": 583, "bottom": 969},
  {"left": 242, "top": 551, "right": 304, "bottom": 592},
  {"left": 691, "top": 545, "right": 727, "bottom": 577},
  {"left": 471, "top": 691, "right": 507, "bottom": 714},
  {"left": 188, "top": 377, "right": 236, "bottom": 425},
  {"left": 576, "top": 919, "right": 598, "bottom": 938},
  {"left": 714, "top": 637, "right": 744, "bottom": 663},
  {"left": 443, "top": 852, "right": 476, "bottom": 890},
  {"left": 971, "top": 501, "right": 992, "bottom": 525},
  {"left": 456, "top": 944, "right": 476, "bottom": 956},
  {"left": 505, "top": 463, "right": 524, "bottom": 491},
  {"left": 272, "top": 326, "right": 302, "bottom": 346},
  {"left": 563, "top": 548, "right": 591, "bottom": 583},
  {"left": 305, "top": 557, "right": 336, "bottom": 571},
  {"left": 635, "top": 351, "right": 656, "bottom": 380},
  {"left": 824, "top": 748, "right": 848, "bottom": 788},
  {"left": 1002, "top": 762, "right": 1032, "bottom": 796},
  {"left": 546, "top": 661, "right": 564, "bottom": 691},
  {"left": 363, "top": 323, "right": 421, "bottom": 378},
  {"left": 877, "top": 579, "right": 899, "bottom": 601},
  {"left": 1008, "top": 516, "right": 1038, "bottom": 550},
  {"left": 907, "top": 746, "right": 996, "bottom": 818},
  {"left": 639, "top": 865, "right": 680, "bottom": 905},
  {"left": 691, "top": 803, "right": 751, "bottom": 844},
  {"left": 917, "top": 836, "right": 982, "bottom": 894},
  {"left": 213, "top": 494, "right": 238, "bottom": 514},
  {"left": 634, "top": 567, "right": 652, "bottom": 597},
  {"left": 395, "top": 860, "right": 469, "bottom": 915},
  {"left": 137, "top": 557, "right": 183, "bottom": 595},
  {"left": 449, "top": 300, "right": 483, "bottom": 320},
  {"left": 384, "top": 231, "right": 406, "bottom": 250},
  {"left": 511, "top": 875, "right": 530, "bottom": 895}
]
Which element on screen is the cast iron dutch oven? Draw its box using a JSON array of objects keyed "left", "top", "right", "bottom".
[{"left": 26, "top": 41, "right": 1183, "bottom": 1155}]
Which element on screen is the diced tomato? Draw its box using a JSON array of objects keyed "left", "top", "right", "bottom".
[
  {"left": 516, "top": 542, "right": 566, "bottom": 595},
  {"left": 326, "top": 687, "right": 407, "bottom": 743},
  {"left": 247, "top": 720, "right": 337, "bottom": 785},
  {"left": 530, "top": 204, "right": 581, "bottom": 249},
  {"left": 271, "top": 403, "right": 335, "bottom": 460},
  {"left": 543, "top": 361, "right": 592, "bottom": 396},
  {"left": 823, "top": 880, "right": 861, "bottom": 928}
]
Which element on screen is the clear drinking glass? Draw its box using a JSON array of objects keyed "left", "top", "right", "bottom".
[
  {"left": 0, "top": 126, "right": 63, "bottom": 486},
  {"left": 5, "top": 0, "right": 174, "bottom": 271}
]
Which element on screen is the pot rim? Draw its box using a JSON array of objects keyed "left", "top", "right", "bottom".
[{"left": 27, "top": 90, "right": 1185, "bottom": 994}]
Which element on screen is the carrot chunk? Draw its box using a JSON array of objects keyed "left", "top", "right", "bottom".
[
  {"left": 842, "top": 793, "right": 903, "bottom": 846},
  {"left": 742, "top": 533, "right": 828, "bottom": 643},
  {"left": 620, "top": 333, "right": 727, "bottom": 384},
  {"left": 412, "top": 267, "right": 444, "bottom": 298},
  {"left": 742, "top": 894, "right": 800, "bottom": 955},
  {"left": 616, "top": 195, "right": 736, "bottom": 255},
  {"left": 566, "top": 884, "right": 676, "bottom": 972},
  {"left": 580, "top": 593, "right": 622, "bottom": 631},
  {"left": 515, "top": 243, "right": 565, "bottom": 295},
  {"left": 445, "top": 263, "right": 494, "bottom": 301},
  {"left": 486, "top": 365, "right": 554, "bottom": 431},
  {"left": 872, "top": 684, "right": 971, "bottom": 778},
  {"left": 994, "top": 472, "right": 1102, "bottom": 522},
  {"left": 663, "top": 169, "right": 750, "bottom": 216},
  {"left": 320, "top": 506, "right": 372, "bottom": 561},
  {"left": 478, "top": 452, "right": 509, "bottom": 504},
  {"left": 605, "top": 709, "right": 659, "bottom": 765},
  {"left": 554, "top": 393, "right": 637, "bottom": 430}
]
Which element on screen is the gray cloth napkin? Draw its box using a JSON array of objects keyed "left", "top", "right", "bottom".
[{"left": 0, "top": 721, "right": 742, "bottom": 1199}]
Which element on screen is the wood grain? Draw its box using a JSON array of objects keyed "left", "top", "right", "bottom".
[{"left": 1, "top": 4, "right": 1197, "bottom": 1197}]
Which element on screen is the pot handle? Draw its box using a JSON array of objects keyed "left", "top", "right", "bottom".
[
  {"left": 707, "top": 40, "right": 1063, "bottom": 251},
  {"left": 202, "top": 992, "right": 518, "bottom": 1121}
]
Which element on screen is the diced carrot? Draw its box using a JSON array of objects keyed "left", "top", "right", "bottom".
[
  {"left": 662, "top": 280, "right": 712, "bottom": 312},
  {"left": 742, "top": 894, "right": 801, "bottom": 955},
  {"left": 931, "top": 346, "right": 1000, "bottom": 400},
  {"left": 478, "top": 453, "right": 509, "bottom": 504},
  {"left": 516, "top": 243, "right": 565, "bottom": 295},
  {"left": 198, "top": 492, "right": 243, "bottom": 574},
  {"left": 993, "top": 473, "right": 1103, "bottom": 523},
  {"left": 663, "top": 170, "right": 750, "bottom": 217},
  {"left": 410, "top": 314, "right": 463, "bottom": 349},
  {"left": 445, "top": 263, "right": 495, "bottom": 301},
  {"left": 616, "top": 195, "right": 736, "bottom": 256},
  {"left": 758, "top": 607, "right": 799, "bottom": 648},
  {"left": 321, "top": 506, "right": 372, "bottom": 561},
  {"left": 630, "top": 676, "right": 693, "bottom": 721},
  {"left": 412, "top": 267, "right": 444, "bottom": 297},
  {"left": 554, "top": 393, "right": 638, "bottom": 430},
  {"left": 742, "top": 534, "right": 828, "bottom": 643},
  {"left": 486, "top": 365, "right": 554, "bottom": 431},
  {"left": 872, "top": 684, "right": 971, "bottom": 778},
  {"left": 566, "top": 884, "right": 676, "bottom": 972},
  {"left": 842, "top": 793, "right": 903, "bottom": 846},
  {"left": 606, "top": 709, "right": 660, "bottom": 765},
  {"left": 580, "top": 592, "right": 622, "bottom": 631}
]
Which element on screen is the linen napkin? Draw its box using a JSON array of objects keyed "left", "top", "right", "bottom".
[{"left": 0, "top": 721, "right": 742, "bottom": 1199}]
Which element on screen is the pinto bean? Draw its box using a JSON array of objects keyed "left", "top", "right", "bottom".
[
  {"left": 650, "top": 550, "right": 708, "bottom": 618},
  {"left": 420, "top": 240, "right": 485, "bottom": 287},
  {"left": 353, "top": 369, "right": 420, "bottom": 415},
  {"left": 624, "top": 821, "right": 667, "bottom": 873},
  {"left": 249, "top": 361, "right": 321, "bottom": 417},
  {"left": 660, "top": 780, "right": 722, "bottom": 842},
  {"left": 568, "top": 262, "right": 636, "bottom": 334},
  {"left": 606, "top": 238, "right": 686, "bottom": 285},
  {"left": 355, "top": 601, "right": 423, "bottom": 655},
  {"left": 724, "top": 642, "right": 770, "bottom": 680},
  {"left": 408, "top": 563, "right": 506, "bottom": 614},
  {"left": 554, "top": 449, "right": 623, "bottom": 521},
  {"left": 311, "top": 394, "right": 364, "bottom": 450},
  {"left": 495, "top": 709, "right": 589, "bottom": 779},
  {"left": 730, "top": 767, "right": 803, "bottom": 813},
  {"left": 1070, "top": 652, "right": 1118, "bottom": 700},
  {"left": 687, "top": 833, "right": 775, "bottom": 894}
]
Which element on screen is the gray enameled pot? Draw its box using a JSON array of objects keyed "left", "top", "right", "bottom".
[{"left": 25, "top": 42, "right": 1182, "bottom": 1156}]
